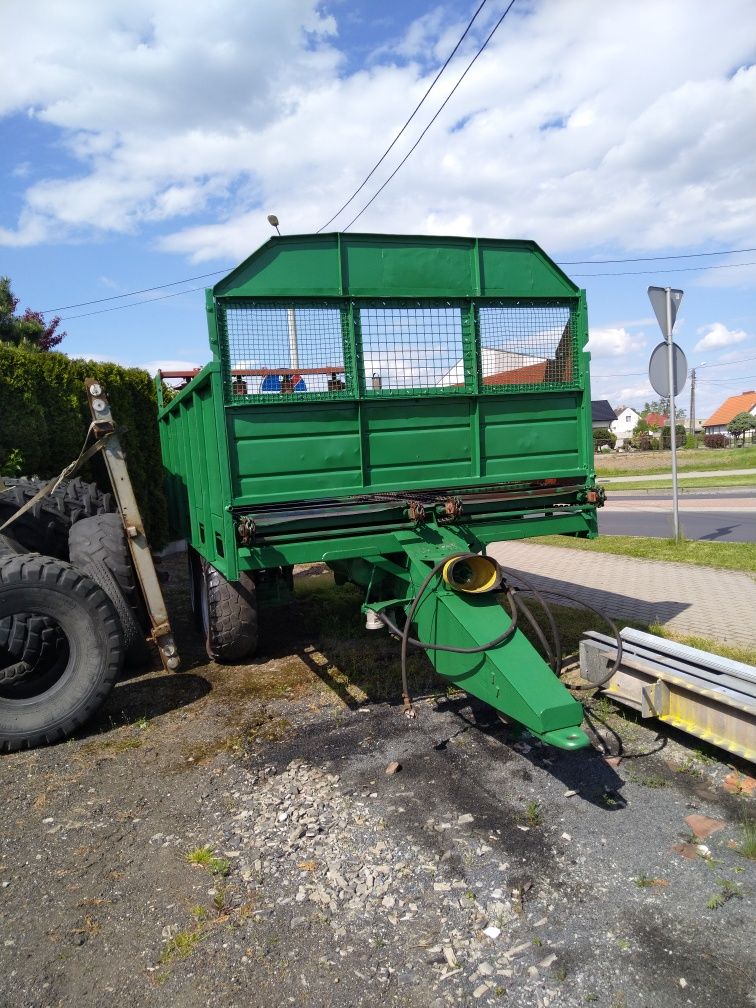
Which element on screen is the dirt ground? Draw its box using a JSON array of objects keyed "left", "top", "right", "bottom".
[{"left": 1, "top": 553, "right": 754, "bottom": 1008}]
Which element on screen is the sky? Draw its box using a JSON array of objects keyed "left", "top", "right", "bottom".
[{"left": 1, "top": 0, "right": 755, "bottom": 422}]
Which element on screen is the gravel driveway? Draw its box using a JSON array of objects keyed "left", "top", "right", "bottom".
[{"left": 1, "top": 555, "right": 754, "bottom": 1008}]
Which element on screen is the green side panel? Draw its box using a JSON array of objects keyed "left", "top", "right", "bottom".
[
  {"left": 213, "top": 233, "right": 579, "bottom": 300},
  {"left": 156, "top": 366, "right": 234, "bottom": 577},
  {"left": 227, "top": 390, "right": 591, "bottom": 505}
]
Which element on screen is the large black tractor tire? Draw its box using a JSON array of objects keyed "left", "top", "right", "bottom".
[
  {"left": 68, "top": 514, "right": 151, "bottom": 667},
  {"left": 0, "top": 534, "right": 65, "bottom": 673},
  {"left": 0, "top": 554, "right": 124, "bottom": 752},
  {"left": 0, "top": 477, "right": 115, "bottom": 559},
  {"left": 200, "top": 560, "right": 258, "bottom": 663}
]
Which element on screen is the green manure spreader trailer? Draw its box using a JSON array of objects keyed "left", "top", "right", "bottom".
[{"left": 156, "top": 233, "right": 605, "bottom": 751}]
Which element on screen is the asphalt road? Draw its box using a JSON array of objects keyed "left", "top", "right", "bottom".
[{"left": 601, "top": 489, "right": 756, "bottom": 542}]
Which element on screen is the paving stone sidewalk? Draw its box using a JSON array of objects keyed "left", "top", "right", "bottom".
[{"left": 488, "top": 540, "right": 756, "bottom": 649}]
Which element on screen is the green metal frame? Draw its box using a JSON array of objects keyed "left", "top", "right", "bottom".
[{"left": 156, "top": 233, "right": 601, "bottom": 750}]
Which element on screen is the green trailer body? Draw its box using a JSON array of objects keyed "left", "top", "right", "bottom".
[{"left": 156, "top": 233, "right": 603, "bottom": 750}]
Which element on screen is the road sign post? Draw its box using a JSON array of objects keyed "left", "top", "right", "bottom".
[{"left": 648, "top": 286, "right": 685, "bottom": 540}]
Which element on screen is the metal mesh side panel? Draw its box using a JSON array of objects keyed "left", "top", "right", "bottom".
[
  {"left": 358, "top": 301, "right": 465, "bottom": 395},
  {"left": 477, "top": 303, "right": 578, "bottom": 392},
  {"left": 219, "top": 300, "right": 352, "bottom": 403}
]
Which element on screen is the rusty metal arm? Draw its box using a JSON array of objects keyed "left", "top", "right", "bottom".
[{"left": 84, "top": 380, "right": 180, "bottom": 672}]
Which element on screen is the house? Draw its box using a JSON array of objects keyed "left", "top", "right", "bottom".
[
  {"left": 590, "top": 400, "right": 616, "bottom": 429},
  {"left": 703, "top": 390, "right": 756, "bottom": 436},
  {"left": 644, "top": 411, "right": 668, "bottom": 430},
  {"left": 610, "top": 405, "right": 640, "bottom": 444}
]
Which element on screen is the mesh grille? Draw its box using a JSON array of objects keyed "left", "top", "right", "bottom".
[
  {"left": 218, "top": 298, "right": 579, "bottom": 402},
  {"left": 478, "top": 304, "right": 576, "bottom": 390},
  {"left": 221, "top": 301, "right": 350, "bottom": 402},
  {"left": 359, "top": 302, "right": 464, "bottom": 394}
]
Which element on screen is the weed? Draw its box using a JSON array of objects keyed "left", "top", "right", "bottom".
[
  {"left": 524, "top": 801, "right": 543, "bottom": 827},
  {"left": 553, "top": 966, "right": 567, "bottom": 982},
  {"left": 737, "top": 819, "right": 756, "bottom": 860},
  {"left": 189, "top": 905, "right": 207, "bottom": 920},
  {"left": 494, "top": 987, "right": 507, "bottom": 997},
  {"left": 584, "top": 996, "right": 599, "bottom": 1004},
  {"left": 617, "top": 937, "right": 630, "bottom": 951},
  {"left": 135, "top": 716, "right": 149, "bottom": 730},
  {"left": 590, "top": 695, "right": 618, "bottom": 721},
  {"left": 212, "top": 885, "right": 233, "bottom": 915},
  {"left": 185, "top": 846, "right": 231, "bottom": 877},
  {"left": 464, "top": 890, "right": 476, "bottom": 901},
  {"left": 627, "top": 769, "right": 667, "bottom": 789},
  {"left": 532, "top": 936, "right": 543, "bottom": 947},
  {"left": 674, "top": 757, "right": 703, "bottom": 778},
  {"left": 633, "top": 875, "right": 654, "bottom": 888},
  {"left": 159, "top": 927, "right": 203, "bottom": 964},
  {"left": 633, "top": 875, "right": 667, "bottom": 889},
  {"left": 706, "top": 878, "right": 742, "bottom": 910}
]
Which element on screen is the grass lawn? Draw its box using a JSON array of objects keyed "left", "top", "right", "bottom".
[
  {"left": 528, "top": 533, "right": 756, "bottom": 574},
  {"left": 601, "top": 474, "right": 756, "bottom": 490},
  {"left": 594, "top": 445, "right": 756, "bottom": 476}
]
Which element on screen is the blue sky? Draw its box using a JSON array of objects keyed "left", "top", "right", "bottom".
[{"left": 1, "top": 0, "right": 755, "bottom": 420}]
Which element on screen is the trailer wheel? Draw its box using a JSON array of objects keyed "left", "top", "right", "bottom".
[
  {"left": 0, "top": 476, "right": 115, "bottom": 559},
  {"left": 69, "top": 514, "right": 151, "bottom": 666},
  {"left": 200, "top": 561, "right": 258, "bottom": 663},
  {"left": 0, "top": 554, "right": 124, "bottom": 752}
]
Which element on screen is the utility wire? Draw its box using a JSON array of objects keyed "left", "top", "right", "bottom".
[
  {"left": 559, "top": 246, "right": 756, "bottom": 265},
  {"left": 697, "top": 354, "right": 756, "bottom": 369},
  {"left": 59, "top": 285, "right": 207, "bottom": 321},
  {"left": 41, "top": 269, "right": 230, "bottom": 314},
  {"left": 317, "top": 0, "right": 489, "bottom": 233},
  {"left": 571, "top": 260, "right": 756, "bottom": 277},
  {"left": 38, "top": 244, "right": 756, "bottom": 319},
  {"left": 343, "top": 0, "right": 517, "bottom": 231}
]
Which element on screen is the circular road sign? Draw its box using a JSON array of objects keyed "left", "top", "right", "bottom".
[{"left": 648, "top": 341, "right": 687, "bottom": 398}]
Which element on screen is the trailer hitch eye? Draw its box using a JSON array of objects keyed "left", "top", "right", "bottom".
[{"left": 442, "top": 555, "right": 501, "bottom": 594}]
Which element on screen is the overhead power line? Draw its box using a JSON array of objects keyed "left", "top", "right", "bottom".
[
  {"left": 343, "top": 0, "right": 518, "bottom": 231},
  {"left": 571, "top": 260, "right": 756, "bottom": 278},
  {"left": 59, "top": 285, "right": 208, "bottom": 321},
  {"left": 41, "top": 269, "right": 230, "bottom": 315},
  {"left": 317, "top": 0, "right": 489, "bottom": 233},
  {"left": 559, "top": 246, "right": 756, "bottom": 265}
]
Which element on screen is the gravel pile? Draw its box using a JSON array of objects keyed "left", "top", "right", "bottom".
[{"left": 218, "top": 758, "right": 566, "bottom": 1006}]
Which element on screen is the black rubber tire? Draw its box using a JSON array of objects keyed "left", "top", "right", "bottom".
[
  {"left": 0, "top": 535, "right": 66, "bottom": 674},
  {"left": 0, "top": 477, "right": 115, "bottom": 559},
  {"left": 68, "top": 515, "right": 151, "bottom": 667},
  {"left": 200, "top": 561, "right": 258, "bottom": 663},
  {"left": 0, "top": 554, "right": 124, "bottom": 751}
]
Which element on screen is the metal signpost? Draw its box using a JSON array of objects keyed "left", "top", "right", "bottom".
[{"left": 647, "top": 286, "right": 686, "bottom": 539}]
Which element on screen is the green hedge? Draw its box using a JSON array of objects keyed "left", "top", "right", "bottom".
[{"left": 0, "top": 344, "right": 167, "bottom": 547}]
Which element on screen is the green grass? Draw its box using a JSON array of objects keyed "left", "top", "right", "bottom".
[
  {"left": 738, "top": 819, "right": 756, "bottom": 860},
  {"left": 603, "top": 474, "right": 756, "bottom": 491},
  {"left": 185, "top": 846, "right": 231, "bottom": 877},
  {"left": 594, "top": 445, "right": 756, "bottom": 477},
  {"left": 528, "top": 534, "right": 756, "bottom": 575}
]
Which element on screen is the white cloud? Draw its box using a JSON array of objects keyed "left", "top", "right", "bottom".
[
  {"left": 586, "top": 326, "right": 645, "bottom": 357},
  {"left": 0, "top": 0, "right": 755, "bottom": 260},
  {"left": 694, "top": 322, "right": 748, "bottom": 352}
]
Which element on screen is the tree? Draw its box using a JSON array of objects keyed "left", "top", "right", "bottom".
[
  {"left": 641, "top": 399, "right": 686, "bottom": 421},
  {"left": 0, "top": 276, "right": 65, "bottom": 351},
  {"left": 727, "top": 411, "right": 756, "bottom": 446}
]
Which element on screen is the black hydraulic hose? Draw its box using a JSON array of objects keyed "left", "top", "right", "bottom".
[
  {"left": 526, "top": 586, "right": 624, "bottom": 689},
  {"left": 502, "top": 566, "right": 563, "bottom": 675},
  {"left": 375, "top": 551, "right": 624, "bottom": 717},
  {"left": 374, "top": 552, "right": 519, "bottom": 714},
  {"left": 511, "top": 591, "right": 555, "bottom": 672}
]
